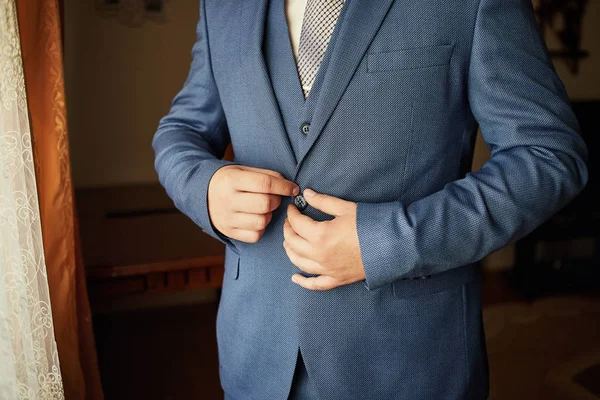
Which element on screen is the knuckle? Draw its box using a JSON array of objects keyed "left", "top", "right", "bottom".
[
  {"left": 255, "top": 214, "right": 268, "bottom": 229},
  {"left": 264, "top": 212, "right": 273, "bottom": 225},
  {"left": 249, "top": 231, "right": 262, "bottom": 243},
  {"left": 286, "top": 250, "right": 296, "bottom": 263},
  {"left": 259, "top": 176, "right": 273, "bottom": 192},
  {"left": 259, "top": 196, "right": 272, "bottom": 213},
  {"left": 221, "top": 220, "right": 232, "bottom": 232},
  {"left": 222, "top": 171, "right": 233, "bottom": 185}
]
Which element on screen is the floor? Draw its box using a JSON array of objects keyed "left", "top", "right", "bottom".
[{"left": 92, "top": 271, "right": 600, "bottom": 400}]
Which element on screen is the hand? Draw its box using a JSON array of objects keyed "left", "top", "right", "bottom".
[
  {"left": 208, "top": 165, "right": 300, "bottom": 243},
  {"left": 283, "top": 188, "right": 366, "bottom": 290}
]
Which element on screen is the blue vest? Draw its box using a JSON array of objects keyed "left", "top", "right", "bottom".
[{"left": 263, "top": 0, "right": 348, "bottom": 159}]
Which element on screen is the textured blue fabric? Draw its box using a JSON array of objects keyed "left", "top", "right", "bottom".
[
  {"left": 263, "top": 0, "right": 307, "bottom": 159},
  {"left": 152, "top": 0, "right": 588, "bottom": 399},
  {"left": 263, "top": 0, "right": 350, "bottom": 163},
  {"left": 263, "top": 0, "right": 348, "bottom": 160},
  {"left": 226, "top": 350, "right": 320, "bottom": 400}
]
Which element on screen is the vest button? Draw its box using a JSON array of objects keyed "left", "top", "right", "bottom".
[{"left": 300, "top": 123, "right": 310, "bottom": 135}]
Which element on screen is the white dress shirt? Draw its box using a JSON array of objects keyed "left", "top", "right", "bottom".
[{"left": 285, "top": 0, "right": 308, "bottom": 62}]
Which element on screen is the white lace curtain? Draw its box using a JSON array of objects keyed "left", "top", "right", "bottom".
[{"left": 0, "top": 0, "right": 65, "bottom": 398}]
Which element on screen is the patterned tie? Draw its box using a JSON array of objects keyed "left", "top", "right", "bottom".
[{"left": 296, "top": 0, "right": 345, "bottom": 98}]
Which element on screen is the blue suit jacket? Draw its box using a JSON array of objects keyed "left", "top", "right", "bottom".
[{"left": 152, "top": 0, "right": 588, "bottom": 398}]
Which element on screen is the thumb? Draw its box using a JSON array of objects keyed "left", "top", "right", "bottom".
[{"left": 302, "top": 189, "right": 350, "bottom": 217}]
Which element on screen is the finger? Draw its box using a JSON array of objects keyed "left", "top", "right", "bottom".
[
  {"left": 228, "top": 227, "right": 266, "bottom": 243},
  {"left": 291, "top": 274, "right": 340, "bottom": 291},
  {"left": 232, "top": 170, "right": 299, "bottom": 197},
  {"left": 230, "top": 211, "right": 273, "bottom": 231},
  {"left": 302, "top": 189, "right": 350, "bottom": 217},
  {"left": 237, "top": 165, "right": 286, "bottom": 179},
  {"left": 283, "top": 218, "right": 314, "bottom": 259},
  {"left": 286, "top": 203, "right": 322, "bottom": 242},
  {"left": 283, "top": 241, "right": 324, "bottom": 275},
  {"left": 231, "top": 191, "right": 281, "bottom": 214}
]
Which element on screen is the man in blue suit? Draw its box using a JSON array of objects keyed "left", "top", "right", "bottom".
[{"left": 152, "top": 0, "right": 588, "bottom": 398}]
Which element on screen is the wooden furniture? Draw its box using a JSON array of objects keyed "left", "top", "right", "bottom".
[{"left": 76, "top": 184, "right": 226, "bottom": 309}]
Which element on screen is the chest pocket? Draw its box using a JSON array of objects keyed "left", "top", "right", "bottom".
[{"left": 367, "top": 43, "right": 454, "bottom": 72}]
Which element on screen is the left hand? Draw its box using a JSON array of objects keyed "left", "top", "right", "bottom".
[{"left": 283, "top": 188, "right": 366, "bottom": 290}]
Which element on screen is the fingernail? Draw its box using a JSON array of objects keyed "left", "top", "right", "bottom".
[
  {"left": 292, "top": 186, "right": 300, "bottom": 196},
  {"left": 304, "top": 188, "right": 316, "bottom": 197},
  {"left": 291, "top": 275, "right": 298, "bottom": 283}
]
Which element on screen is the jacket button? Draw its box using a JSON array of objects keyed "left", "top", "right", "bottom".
[
  {"left": 300, "top": 123, "right": 310, "bottom": 135},
  {"left": 293, "top": 194, "right": 307, "bottom": 210}
]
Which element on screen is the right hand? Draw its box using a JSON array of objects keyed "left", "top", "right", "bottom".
[{"left": 207, "top": 165, "right": 300, "bottom": 243}]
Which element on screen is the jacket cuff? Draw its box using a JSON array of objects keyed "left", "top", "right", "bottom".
[
  {"left": 356, "top": 201, "right": 414, "bottom": 290},
  {"left": 195, "top": 159, "right": 242, "bottom": 250}
]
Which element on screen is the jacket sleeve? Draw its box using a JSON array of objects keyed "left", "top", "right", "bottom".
[
  {"left": 356, "top": 0, "right": 589, "bottom": 290},
  {"left": 152, "top": 0, "right": 241, "bottom": 251}
]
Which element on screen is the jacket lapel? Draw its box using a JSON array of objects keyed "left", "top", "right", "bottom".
[
  {"left": 240, "top": 0, "right": 298, "bottom": 175},
  {"left": 294, "top": 0, "right": 396, "bottom": 177}
]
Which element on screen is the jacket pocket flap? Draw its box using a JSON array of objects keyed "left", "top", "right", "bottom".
[{"left": 392, "top": 262, "right": 479, "bottom": 299}]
